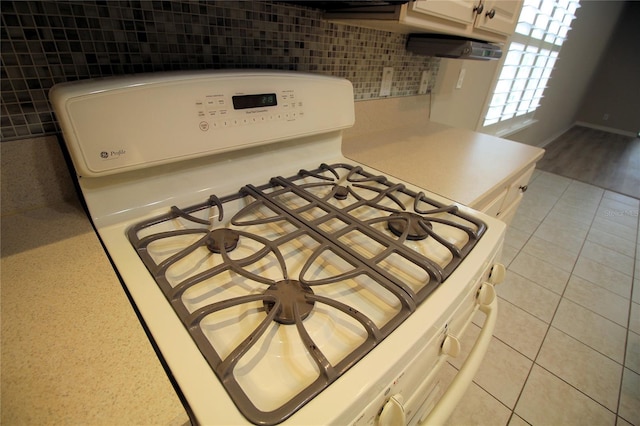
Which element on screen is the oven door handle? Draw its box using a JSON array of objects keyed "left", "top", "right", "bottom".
[{"left": 421, "top": 295, "right": 498, "bottom": 425}]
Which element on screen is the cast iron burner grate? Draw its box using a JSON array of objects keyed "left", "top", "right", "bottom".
[
  {"left": 292, "top": 163, "right": 486, "bottom": 292},
  {"left": 127, "top": 163, "right": 486, "bottom": 425}
]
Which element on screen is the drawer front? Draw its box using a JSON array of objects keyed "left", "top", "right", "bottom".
[{"left": 502, "top": 166, "right": 535, "bottom": 212}]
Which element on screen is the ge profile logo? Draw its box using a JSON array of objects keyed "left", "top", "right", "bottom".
[{"left": 99, "top": 149, "right": 126, "bottom": 160}]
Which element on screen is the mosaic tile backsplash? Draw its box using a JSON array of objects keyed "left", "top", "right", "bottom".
[{"left": 0, "top": 0, "right": 440, "bottom": 142}]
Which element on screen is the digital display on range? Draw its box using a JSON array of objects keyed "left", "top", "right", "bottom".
[{"left": 232, "top": 93, "right": 277, "bottom": 110}]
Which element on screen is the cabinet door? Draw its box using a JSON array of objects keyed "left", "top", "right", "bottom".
[
  {"left": 479, "top": 187, "right": 508, "bottom": 218},
  {"left": 496, "top": 193, "right": 522, "bottom": 226},
  {"left": 474, "top": 0, "right": 522, "bottom": 36},
  {"left": 412, "top": 0, "right": 478, "bottom": 25}
]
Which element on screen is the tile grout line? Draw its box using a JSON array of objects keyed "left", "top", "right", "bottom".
[
  {"left": 452, "top": 171, "right": 638, "bottom": 424},
  {"left": 517, "top": 177, "right": 640, "bottom": 423},
  {"left": 615, "top": 200, "right": 640, "bottom": 423},
  {"left": 590, "top": 188, "right": 640, "bottom": 424},
  {"left": 537, "top": 183, "right": 631, "bottom": 419},
  {"left": 504, "top": 173, "right": 631, "bottom": 424},
  {"left": 503, "top": 172, "right": 576, "bottom": 425}
]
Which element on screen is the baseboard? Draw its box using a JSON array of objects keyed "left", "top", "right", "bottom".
[{"left": 574, "top": 121, "right": 637, "bottom": 138}]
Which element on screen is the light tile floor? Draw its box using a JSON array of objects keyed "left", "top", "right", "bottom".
[{"left": 445, "top": 170, "right": 640, "bottom": 426}]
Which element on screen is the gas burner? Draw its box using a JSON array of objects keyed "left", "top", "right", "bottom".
[
  {"left": 263, "top": 279, "right": 315, "bottom": 324},
  {"left": 333, "top": 185, "right": 349, "bottom": 200},
  {"left": 297, "top": 163, "right": 395, "bottom": 204},
  {"left": 205, "top": 229, "right": 240, "bottom": 253},
  {"left": 387, "top": 212, "right": 432, "bottom": 240}
]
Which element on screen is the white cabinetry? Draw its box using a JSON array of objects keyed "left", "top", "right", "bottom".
[
  {"left": 325, "top": 0, "right": 523, "bottom": 43},
  {"left": 474, "top": 0, "right": 523, "bottom": 36},
  {"left": 411, "top": 0, "right": 522, "bottom": 36},
  {"left": 476, "top": 165, "right": 535, "bottom": 226},
  {"left": 411, "top": 0, "right": 478, "bottom": 26},
  {"left": 407, "top": 0, "right": 522, "bottom": 39}
]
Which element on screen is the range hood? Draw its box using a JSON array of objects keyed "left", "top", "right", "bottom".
[
  {"left": 281, "top": 1, "right": 409, "bottom": 10},
  {"left": 406, "top": 34, "right": 502, "bottom": 60}
]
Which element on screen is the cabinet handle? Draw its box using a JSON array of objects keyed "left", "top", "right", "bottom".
[
  {"left": 485, "top": 8, "right": 496, "bottom": 18},
  {"left": 473, "top": 3, "right": 484, "bottom": 14},
  {"left": 519, "top": 185, "right": 528, "bottom": 192}
]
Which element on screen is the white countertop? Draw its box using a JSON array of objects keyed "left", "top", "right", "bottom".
[
  {"left": 342, "top": 120, "right": 545, "bottom": 208},
  {"left": 0, "top": 200, "right": 189, "bottom": 425},
  {"left": 1, "top": 136, "right": 188, "bottom": 424}
]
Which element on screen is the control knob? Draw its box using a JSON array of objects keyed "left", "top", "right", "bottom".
[
  {"left": 489, "top": 263, "right": 506, "bottom": 285},
  {"left": 477, "top": 282, "right": 496, "bottom": 306},
  {"left": 441, "top": 334, "right": 461, "bottom": 358},
  {"left": 378, "top": 394, "right": 406, "bottom": 426}
]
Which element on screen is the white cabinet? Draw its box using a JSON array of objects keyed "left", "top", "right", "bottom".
[
  {"left": 325, "top": 0, "right": 523, "bottom": 43},
  {"left": 476, "top": 165, "right": 535, "bottom": 226},
  {"left": 411, "top": 0, "right": 478, "bottom": 26},
  {"left": 474, "top": 0, "right": 523, "bottom": 36},
  {"left": 407, "top": 0, "right": 522, "bottom": 39}
]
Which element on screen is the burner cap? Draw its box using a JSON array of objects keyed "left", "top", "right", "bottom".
[
  {"left": 387, "top": 212, "right": 432, "bottom": 241},
  {"left": 263, "top": 280, "right": 315, "bottom": 324},
  {"left": 206, "top": 229, "right": 240, "bottom": 253},
  {"left": 333, "top": 185, "right": 349, "bottom": 200}
]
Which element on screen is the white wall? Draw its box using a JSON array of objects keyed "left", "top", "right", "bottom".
[
  {"left": 429, "top": 58, "right": 499, "bottom": 130},
  {"left": 429, "top": 1, "right": 626, "bottom": 147},
  {"left": 507, "top": 0, "right": 625, "bottom": 146},
  {"left": 575, "top": 1, "right": 640, "bottom": 135}
]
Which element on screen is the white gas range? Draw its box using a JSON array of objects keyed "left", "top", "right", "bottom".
[{"left": 50, "top": 70, "right": 505, "bottom": 426}]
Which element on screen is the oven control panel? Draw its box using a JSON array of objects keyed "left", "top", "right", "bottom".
[
  {"left": 50, "top": 71, "right": 355, "bottom": 177},
  {"left": 194, "top": 90, "right": 304, "bottom": 132}
]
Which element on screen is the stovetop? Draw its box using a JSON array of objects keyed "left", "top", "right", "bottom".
[
  {"left": 51, "top": 70, "right": 504, "bottom": 426},
  {"left": 128, "top": 162, "right": 486, "bottom": 425}
]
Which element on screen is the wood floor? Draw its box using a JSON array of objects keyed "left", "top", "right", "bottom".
[{"left": 536, "top": 125, "right": 640, "bottom": 199}]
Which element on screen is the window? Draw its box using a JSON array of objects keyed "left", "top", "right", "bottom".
[{"left": 482, "top": 0, "right": 581, "bottom": 135}]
